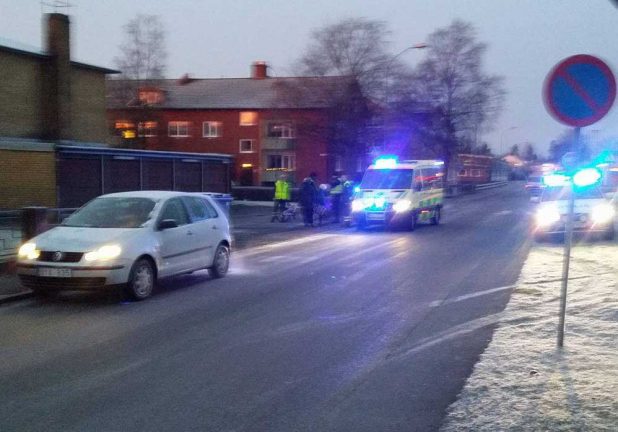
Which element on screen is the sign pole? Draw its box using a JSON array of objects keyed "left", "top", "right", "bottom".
[{"left": 557, "top": 127, "right": 579, "bottom": 348}]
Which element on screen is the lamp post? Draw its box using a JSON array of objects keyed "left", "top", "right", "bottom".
[{"left": 500, "top": 126, "right": 518, "bottom": 156}]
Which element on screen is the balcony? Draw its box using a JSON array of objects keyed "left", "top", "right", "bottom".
[{"left": 261, "top": 138, "right": 296, "bottom": 150}]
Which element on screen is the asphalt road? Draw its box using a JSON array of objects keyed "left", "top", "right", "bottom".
[{"left": 0, "top": 183, "right": 532, "bottom": 432}]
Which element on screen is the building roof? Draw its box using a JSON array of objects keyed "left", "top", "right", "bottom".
[
  {"left": 0, "top": 37, "right": 119, "bottom": 74},
  {"left": 106, "top": 76, "right": 355, "bottom": 110}
]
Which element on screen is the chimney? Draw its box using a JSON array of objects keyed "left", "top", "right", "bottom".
[
  {"left": 177, "top": 73, "right": 193, "bottom": 85},
  {"left": 251, "top": 61, "right": 268, "bottom": 79},
  {"left": 43, "top": 13, "right": 72, "bottom": 140}
]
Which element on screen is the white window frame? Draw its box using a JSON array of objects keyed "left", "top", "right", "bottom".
[
  {"left": 202, "top": 121, "right": 222, "bottom": 138},
  {"left": 267, "top": 122, "right": 295, "bottom": 139},
  {"left": 240, "top": 111, "right": 258, "bottom": 126},
  {"left": 266, "top": 153, "right": 296, "bottom": 170},
  {"left": 239, "top": 139, "right": 255, "bottom": 153},
  {"left": 169, "top": 121, "right": 189, "bottom": 137},
  {"left": 138, "top": 121, "right": 158, "bottom": 137},
  {"left": 335, "top": 155, "right": 343, "bottom": 172},
  {"left": 458, "top": 169, "right": 468, "bottom": 177}
]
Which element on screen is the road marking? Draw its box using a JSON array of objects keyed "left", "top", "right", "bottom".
[{"left": 428, "top": 284, "right": 516, "bottom": 308}]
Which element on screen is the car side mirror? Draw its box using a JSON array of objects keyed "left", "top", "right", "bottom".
[{"left": 158, "top": 219, "right": 178, "bottom": 230}]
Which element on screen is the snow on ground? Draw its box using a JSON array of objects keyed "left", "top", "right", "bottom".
[{"left": 441, "top": 242, "right": 618, "bottom": 431}]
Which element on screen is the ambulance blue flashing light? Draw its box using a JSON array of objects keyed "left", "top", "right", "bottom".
[
  {"left": 573, "top": 168, "right": 601, "bottom": 187},
  {"left": 354, "top": 186, "right": 361, "bottom": 193},
  {"left": 374, "top": 156, "right": 398, "bottom": 169}
]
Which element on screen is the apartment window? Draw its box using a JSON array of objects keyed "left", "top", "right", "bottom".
[
  {"left": 169, "top": 121, "right": 189, "bottom": 137},
  {"left": 458, "top": 169, "right": 468, "bottom": 176},
  {"left": 240, "top": 111, "right": 258, "bottom": 126},
  {"left": 239, "top": 139, "right": 255, "bottom": 153},
  {"left": 267, "top": 122, "right": 295, "bottom": 138},
  {"left": 266, "top": 154, "right": 295, "bottom": 170},
  {"left": 138, "top": 90, "right": 162, "bottom": 105},
  {"left": 138, "top": 121, "right": 158, "bottom": 137},
  {"left": 202, "top": 121, "right": 222, "bottom": 138},
  {"left": 115, "top": 120, "right": 134, "bottom": 130}
]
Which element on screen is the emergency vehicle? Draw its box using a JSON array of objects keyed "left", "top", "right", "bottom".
[{"left": 351, "top": 158, "right": 445, "bottom": 230}]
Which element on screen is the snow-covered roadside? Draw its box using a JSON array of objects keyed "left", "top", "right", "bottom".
[{"left": 441, "top": 243, "right": 618, "bottom": 431}]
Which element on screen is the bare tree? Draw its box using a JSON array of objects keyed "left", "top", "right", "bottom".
[
  {"left": 398, "top": 20, "right": 505, "bottom": 180},
  {"left": 295, "top": 18, "right": 397, "bottom": 101},
  {"left": 114, "top": 14, "right": 167, "bottom": 81}
]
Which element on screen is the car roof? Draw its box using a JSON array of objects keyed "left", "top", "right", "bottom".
[{"left": 99, "top": 190, "right": 196, "bottom": 200}]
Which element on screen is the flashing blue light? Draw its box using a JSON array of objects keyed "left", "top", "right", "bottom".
[
  {"left": 374, "top": 157, "right": 398, "bottom": 169},
  {"left": 354, "top": 186, "right": 361, "bottom": 193},
  {"left": 543, "top": 174, "right": 569, "bottom": 187},
  {"left": 573, "top": 168, "right": 602, "bottom": 187}
]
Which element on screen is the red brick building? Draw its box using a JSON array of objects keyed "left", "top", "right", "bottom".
[{"left": 107, "top": 63, "right": 366, "bottom": 186}]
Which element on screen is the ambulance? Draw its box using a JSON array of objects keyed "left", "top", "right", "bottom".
[{"left": 351, "top": 157, "right": 445, "bottom": 230}]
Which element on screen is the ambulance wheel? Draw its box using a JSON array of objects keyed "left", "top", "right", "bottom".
[
  {"left": 408, "top": 212, "right": 418, "bottom": 231},
  {"left": 431, "top": 207, "right": 441, "bottom": 225}
]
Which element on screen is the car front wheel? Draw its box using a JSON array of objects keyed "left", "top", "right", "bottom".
[
  {"left": 126, "top": 258, "right": 155, "bottom": 300},
  {"left": 209, "top": 244, "right": 230, "bottom": 279}
]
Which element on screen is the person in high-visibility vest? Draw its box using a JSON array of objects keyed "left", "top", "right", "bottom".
[
  {"left": 329, "top": 175, "right": 343, "bottom": 223},
  {"left": 272, "top": 173, "right": 291, "bottom": 221}
]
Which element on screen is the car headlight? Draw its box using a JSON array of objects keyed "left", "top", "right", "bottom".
[
  {"left": 393, "top": 199, "right": 412, "bottom": 213},
  {"left": 591, "top": 203, "right": 615, "bottom": 224},
  {"left": 18, "top": 242, "right": 40, "bottom": 260},
  {"left": 352, "top": 198, "right": 367, "bottom": 212},
  {"left": 536, "top": 205, "right": 561, "bottom": 227},
  {"left": 84, "top": 245, "right": 122, "bottom": 262}
]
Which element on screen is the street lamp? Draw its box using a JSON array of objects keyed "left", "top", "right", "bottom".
[{"left": 500, "top": 126, "right": 518, "bottom": 156}]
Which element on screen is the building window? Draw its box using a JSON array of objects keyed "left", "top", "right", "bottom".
[
  {"left": 138, "top": 121, "right": 158, "bottom": 137},
  {"left": 202, "top": 121, "right": 222, "bottom": 138},
  {"left": 240, "top": 111, "right": 258, "bottom": 126},
  {"left": 239, "top": 139, "right": 255, "bottom": 153},
  {"left": 115, "top": 120, "right": 135, "bottom": 130},
  {"left": 266, "top": 154, "right": 295, "bottom": 170},
  {"left": 335, "top": 155, "right": 343, "bottom": 172},
  {"left": 458, "top": 169, "right": 467, "bottom": 176},
  {"left": 267, "top": 122, "right": 295, "bottom": 138},
  {"left": 138, "top": 89, "right": 162, "bottom": 105},
  {"left": 169, "top": 121, "right": 189, "bottom": 137}
]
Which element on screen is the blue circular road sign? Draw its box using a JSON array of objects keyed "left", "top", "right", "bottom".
[{"left": 544, "top": 54, "right": 616, "bottom": 127}]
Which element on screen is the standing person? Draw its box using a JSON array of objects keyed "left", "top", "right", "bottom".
[
  {"left": 271, "top": 173, "right": 291, "bottom": 222},
  {"left": 300, "top": 172, "right": 318, "bottom": 227},
  {"left": 329, "top": 174, "right": 343, "bottom": 223},
  {"left": 340, "top": 174, "right": 354, "bottom": 224}
]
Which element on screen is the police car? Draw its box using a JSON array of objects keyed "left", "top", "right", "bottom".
[{"left": 351, "top": 158, "right": 444, "bottom": 230}]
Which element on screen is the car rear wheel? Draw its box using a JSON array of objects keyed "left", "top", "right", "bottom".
[
  {"left": 126, "top": 258, "right": 155, "bottom": 300},
  {"left": 209, "top": 244, "right": 230, "bottom": 279}
]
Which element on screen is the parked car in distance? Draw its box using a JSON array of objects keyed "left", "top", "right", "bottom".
[
  {"left": 16, "top": 191, "right": 231, "bottom": 300},
  {"left": 533, "top": 185, "right": 615, "bottom": 241},
  {"left": 525, "top": 175, "right": 544, "bottom": 201}
]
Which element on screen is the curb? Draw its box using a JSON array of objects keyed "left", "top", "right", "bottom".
[{"left": 0, "top": 290, "right": 32, "bottom": 305}]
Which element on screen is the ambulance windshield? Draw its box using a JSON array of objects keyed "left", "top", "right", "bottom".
[{"left": 361, "top": 169, "right": 414, "bottom": 189}]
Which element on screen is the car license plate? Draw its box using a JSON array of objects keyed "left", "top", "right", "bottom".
[
  {"left": 366, "top": 212, "right": 385, "bottom": 220},
  {"left": 38, "top": 268, "right": 72, "bottom": 278}
]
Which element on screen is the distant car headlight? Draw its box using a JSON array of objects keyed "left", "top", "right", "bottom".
[
  {"left": 18, "top": 242, "right": 40, "bottom": 260},
  {"left": 536, "top": 205, "right": 561, "bottom": 227},
  {"left": 393, "top": 199, "right": 412, "bottom": 213},
  {"left": 352, "top": 199, "right": 367, "bottom": 212},
  {"left": 84, "top": 245, "right": 122, "bottom": 262},
  {"left": 591, "top": 203, "right": 615, "bottom": 224}
]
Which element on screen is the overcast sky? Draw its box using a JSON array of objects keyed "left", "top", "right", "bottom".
[{"left": 2, "top": 0, "right": 618, "bottom": 157}]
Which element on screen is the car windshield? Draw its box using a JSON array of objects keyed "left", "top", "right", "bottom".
[
  {"left": 62, "top": 197, "right": 157, "bottom": 228},
  {"left": 541, "top": 186, "right": 603, "bottom": 202},
  {"left": 361, "top": 169, "right": 413, "bottom": 189}
]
